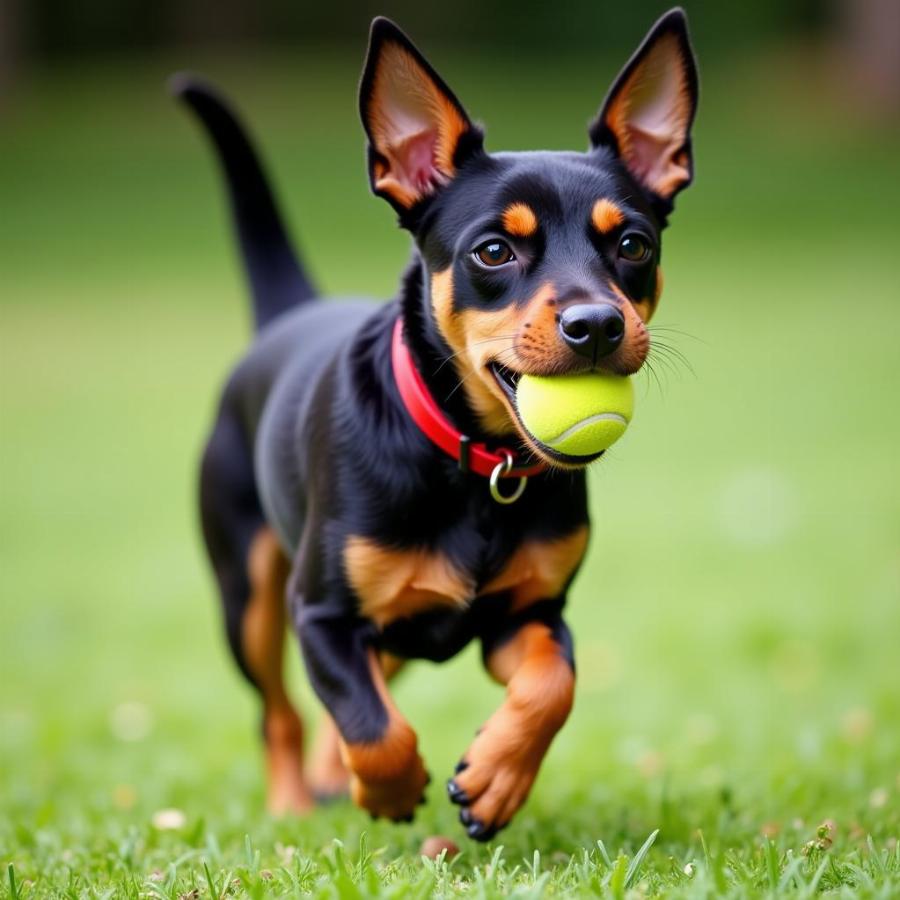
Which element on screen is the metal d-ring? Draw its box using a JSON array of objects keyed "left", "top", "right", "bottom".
[{"left": 489, "top": 452, "right": 528, "bottom": 505}]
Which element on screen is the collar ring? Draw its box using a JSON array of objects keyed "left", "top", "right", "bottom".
[{"left": 489, "top": 452, "right": 528, "bottom": 505}]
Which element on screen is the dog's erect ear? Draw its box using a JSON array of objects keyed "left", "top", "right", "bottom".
[
  {"left": 589, "top": 8, "right": 698, "bottom": 214},
  {"left": 359, "top": 18, "right": 483, "bottom": 213}
]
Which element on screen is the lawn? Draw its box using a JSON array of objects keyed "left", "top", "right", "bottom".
[{"left": 1, "top": 42, "right": 899, "bottom": 897}]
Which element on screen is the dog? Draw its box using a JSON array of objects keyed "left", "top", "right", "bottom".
[{"left": 174, "top": 8, "right": 697, "bottom": 841}]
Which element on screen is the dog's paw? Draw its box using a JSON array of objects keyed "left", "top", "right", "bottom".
[
  {"left": 445, "top": 715, "right": 541, "bottom": 840},
  {"left": 350, "top": 754, "right": 430, "bottom": 822}
]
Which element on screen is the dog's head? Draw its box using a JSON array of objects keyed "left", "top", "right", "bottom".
[{"left": 359, "top": 9, "right": 698, "bottom": 466}]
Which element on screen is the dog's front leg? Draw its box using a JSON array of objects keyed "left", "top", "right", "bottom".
[
  {"left": 295, "top": 603, "right": 428, "bottom": 820},
  {"left": 447, "top": 614, "right": 575, "bottom": 840}
]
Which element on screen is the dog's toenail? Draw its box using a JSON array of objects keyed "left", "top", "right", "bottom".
[
  {"left": 454, "top": 760, "right": 469, "bottom": 774},
  {"left": 446, "top": 779, "right": 469, "bottom": 804},
  {"left": 466, "top": 817, "right": 497, "bottom": 842}
]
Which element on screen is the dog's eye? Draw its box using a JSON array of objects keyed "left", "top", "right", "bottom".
[
  {"left": 618, "top": 233, "right": 651, "bottom": 263},
  {"left": 474, "top": 240, "right": 515, "bottom": 267}
]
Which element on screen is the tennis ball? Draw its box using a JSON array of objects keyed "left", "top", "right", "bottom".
[{"left": 515, "top": 372, "right": 634, "bottom": 458}]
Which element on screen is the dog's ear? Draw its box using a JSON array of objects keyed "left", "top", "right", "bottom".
[
  {"left": 589, "top": 8, "right": 698, "bottom": 217},
  {"left": 359, "top": 18, "right": 483, "bottom": 214}
]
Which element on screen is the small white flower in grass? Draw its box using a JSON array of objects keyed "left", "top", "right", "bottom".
[
  {"left": 275, "top": 843, "right": 297, "bottom": 864},
  {"left": 683, "top": 862, "right": 695, "bottom": 877},
  {"left": 109, "top": 701, "right": 154, "bottom": 742},
  {"left": 869, "top": 787, "right": 888, "bottom": 808},
  {"left": 151, "top": 807, "right": 186, "bottom": 830}
]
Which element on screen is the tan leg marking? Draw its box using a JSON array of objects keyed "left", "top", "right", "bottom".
[
  {"left": 306, "top": 653, "right": 405, "bottom": 798},
  {"left": 453, "top": 623, "right": 574, "bottom": 831},
  {"left": 341, "top": 650, "right": 429, "bottom": 820},
  {"left": 243, "top": 527, "right": 313, "bottom": 815},
  {"left": 479, "top": 526, "right": 589, "bottom": 612},
  {"left": 344, "top": 535, "right": 474, "bottom": 628}
]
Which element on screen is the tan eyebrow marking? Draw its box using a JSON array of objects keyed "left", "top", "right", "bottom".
[
  {"left": 591, "top": 198, "right": 625, "bottom": 234},
  {"left": 502, "top": 202, "right": 539, "bottom": 237}
]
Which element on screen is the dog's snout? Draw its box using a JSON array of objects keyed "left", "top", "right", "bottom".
[{"left": 559, "top": 304, "right": 625, "bottom": 361}]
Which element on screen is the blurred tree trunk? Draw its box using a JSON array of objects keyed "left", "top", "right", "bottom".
[
  {"left": 0, "top": 0, "right": 22, "bottom": 107},
  {"left": 836, "top": 0, "right": 900, "bottom": 113}
]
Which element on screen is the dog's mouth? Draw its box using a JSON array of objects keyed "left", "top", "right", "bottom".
[
  {"left": 487, "top": 361, "right": 521, "bottom": 403},
  {"left": 487, "top": 361, "right": 604, "bottom": 469}
]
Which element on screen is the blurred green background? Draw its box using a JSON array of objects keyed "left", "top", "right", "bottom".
[{"left": 1, "top": 0, "right": 899, "bottom": 891}]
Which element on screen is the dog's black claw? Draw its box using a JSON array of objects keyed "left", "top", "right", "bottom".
[
  {"left": 446, "top": 779, "right": 469, "bottom": 805},
  {"left": 459, "top": 807, "right": 473, "bottom": 827},
  {"left": 466, "top": 818, "right": 497, "bottom": 842},
  {"left": 454, "top": 760, "right": 469, "bottom": 774},
  {"left": 396, "top": 813, "right": 414, "bottom": 823}
]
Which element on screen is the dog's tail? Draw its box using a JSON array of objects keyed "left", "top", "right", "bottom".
[{"left": 169, "top": 73, "right": 317, "bottom": 332}]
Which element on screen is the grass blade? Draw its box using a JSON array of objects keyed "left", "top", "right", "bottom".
[{"left": 624, "top": 829, "right": 659, "bottom": 888}]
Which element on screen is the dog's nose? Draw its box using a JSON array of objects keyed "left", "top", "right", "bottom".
[{"left": 559, "top": 304, "right": 625, "bottom": 361}]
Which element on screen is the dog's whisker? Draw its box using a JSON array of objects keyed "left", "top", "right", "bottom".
[
  {"left": 432, "top": 335, "right": 517, "bottom": 375},
  {"left": 649, "top": 335, "right": 694, "bottom": 363},
  {"left": 638, "top": 354, "right": 667, "bottom": 398},
  {"left": 648, "top": 346, "right": 685, "bottom": 376},
  {"left": 648, "top": 341, "right": 696, "bottom": 378},
  {"left": 444, "top": 345, "right": 522, "bottom": 402},
  {"left": 444, "top": 363, "right": 485, "bottom": 402},
  {"left": 648, "top": 325, "right": 707, "bottom": 346}
]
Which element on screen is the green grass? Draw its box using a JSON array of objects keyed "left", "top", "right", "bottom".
[{"left": 1, "top": 43, "right": 899, "bottom": 897}]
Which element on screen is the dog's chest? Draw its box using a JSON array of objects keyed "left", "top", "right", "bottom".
[{"left": 343, "top": 526, "right": 588, "bottom": 629}]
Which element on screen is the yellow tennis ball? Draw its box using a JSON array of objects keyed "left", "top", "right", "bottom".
[{"left": 515, "top": 372, "right": 634, "bottom": 458}]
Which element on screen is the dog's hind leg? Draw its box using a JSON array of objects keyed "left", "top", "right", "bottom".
[{"left": 200, "top": 410, "right": 313, "bottom": 814}]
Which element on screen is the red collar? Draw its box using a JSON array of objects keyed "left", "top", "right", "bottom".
[{"left": 391, "top": 318, "right": 547, "bottom": 480}]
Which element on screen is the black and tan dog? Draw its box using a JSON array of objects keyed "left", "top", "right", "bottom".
[{"left": 174, "top": 8, "right": 697, "bottom": 840}]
